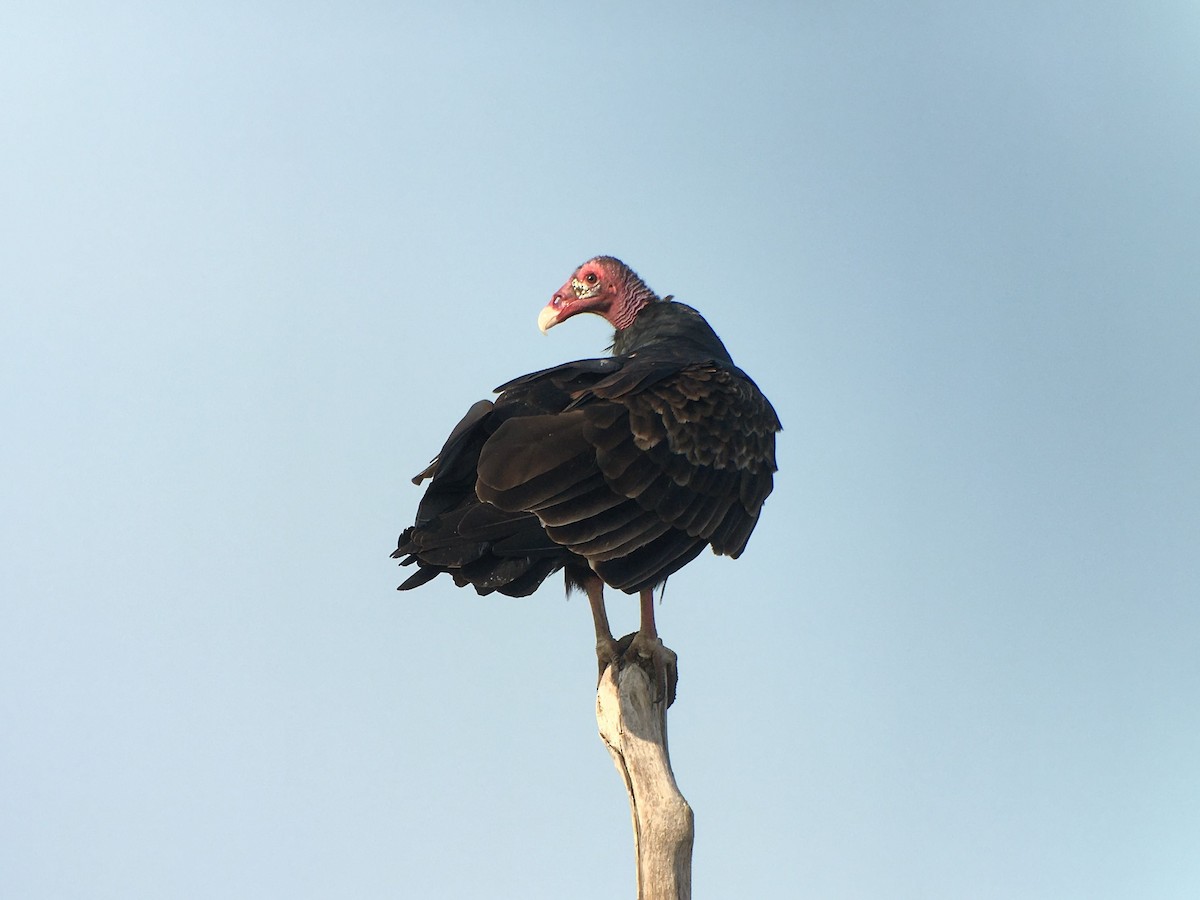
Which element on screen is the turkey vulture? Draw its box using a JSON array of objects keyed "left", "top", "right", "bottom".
[{"left": 393, "top": 256, "right": 780, "bottom": 700}]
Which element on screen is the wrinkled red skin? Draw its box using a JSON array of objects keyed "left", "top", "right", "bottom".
[{"left": 539, "top": 256, "right": 644, "bottom": 332}]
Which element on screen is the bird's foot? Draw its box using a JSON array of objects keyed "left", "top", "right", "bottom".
[
  {"left": 595, "top": 631, "right": 678, "bottom": 708},
  {"left": 595, "top": 634, "right": 622, "bottom": 684}
]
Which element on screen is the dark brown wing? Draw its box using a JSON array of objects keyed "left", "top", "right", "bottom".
[
  {"left": 392, "top": 360, "right": 616, "bottom": 596},
  {"left": 475, "top": 358, "right": 780, "bottom": 593}
]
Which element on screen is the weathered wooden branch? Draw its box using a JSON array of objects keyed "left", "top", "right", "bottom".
[{"left": 595, "top": 646, "right": 693, "bottom": 900}]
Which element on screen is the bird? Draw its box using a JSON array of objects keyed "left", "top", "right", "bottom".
[{"left": 392, "top": 256, "right": 780, "bottom": 703}]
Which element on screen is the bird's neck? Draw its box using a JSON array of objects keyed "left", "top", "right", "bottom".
[{"left": 610, "top": 279, "right": 659, "bottom": 341}]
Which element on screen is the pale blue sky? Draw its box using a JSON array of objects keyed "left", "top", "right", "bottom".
[{"left": 3, "top": 2, "right": 1198, "bottom": 898}]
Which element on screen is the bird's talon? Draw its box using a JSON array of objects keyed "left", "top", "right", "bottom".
[
  {"left": 598, "top": 631, "right": 678, "bottom": 707},
  {"left": 595, "top": 636, "right": 621, "bottom": 683}
]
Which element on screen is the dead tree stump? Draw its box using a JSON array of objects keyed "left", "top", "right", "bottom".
[{"left": 595, "top": 647, "right": 694, "bottom": 900}]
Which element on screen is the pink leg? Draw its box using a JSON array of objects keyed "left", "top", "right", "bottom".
[
  {"left": 630, "top": 587, "right": 676, "bottom": 707},
  {"left": 585, "top": 574, "right": 620, "bottom": 678},
  {"left": 638, "top": 587, "right": 657, "bottom": 641}
]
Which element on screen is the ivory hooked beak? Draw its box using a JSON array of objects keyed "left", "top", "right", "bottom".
[{"left": 537, "top": 304, "right": 559, "bottom": 334}]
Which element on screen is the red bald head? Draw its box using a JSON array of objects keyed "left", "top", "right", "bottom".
[{"left": 538, "top": 256, "right": 658, "bottom": 334}]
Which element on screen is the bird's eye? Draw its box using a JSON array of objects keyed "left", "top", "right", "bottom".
[{"left": 585, "top": 273, "right": 598, "bottom": 284}]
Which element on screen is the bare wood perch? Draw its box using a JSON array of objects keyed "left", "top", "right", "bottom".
[{"left": 596, "top": 648, "right": 693, "bottom": 900}]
